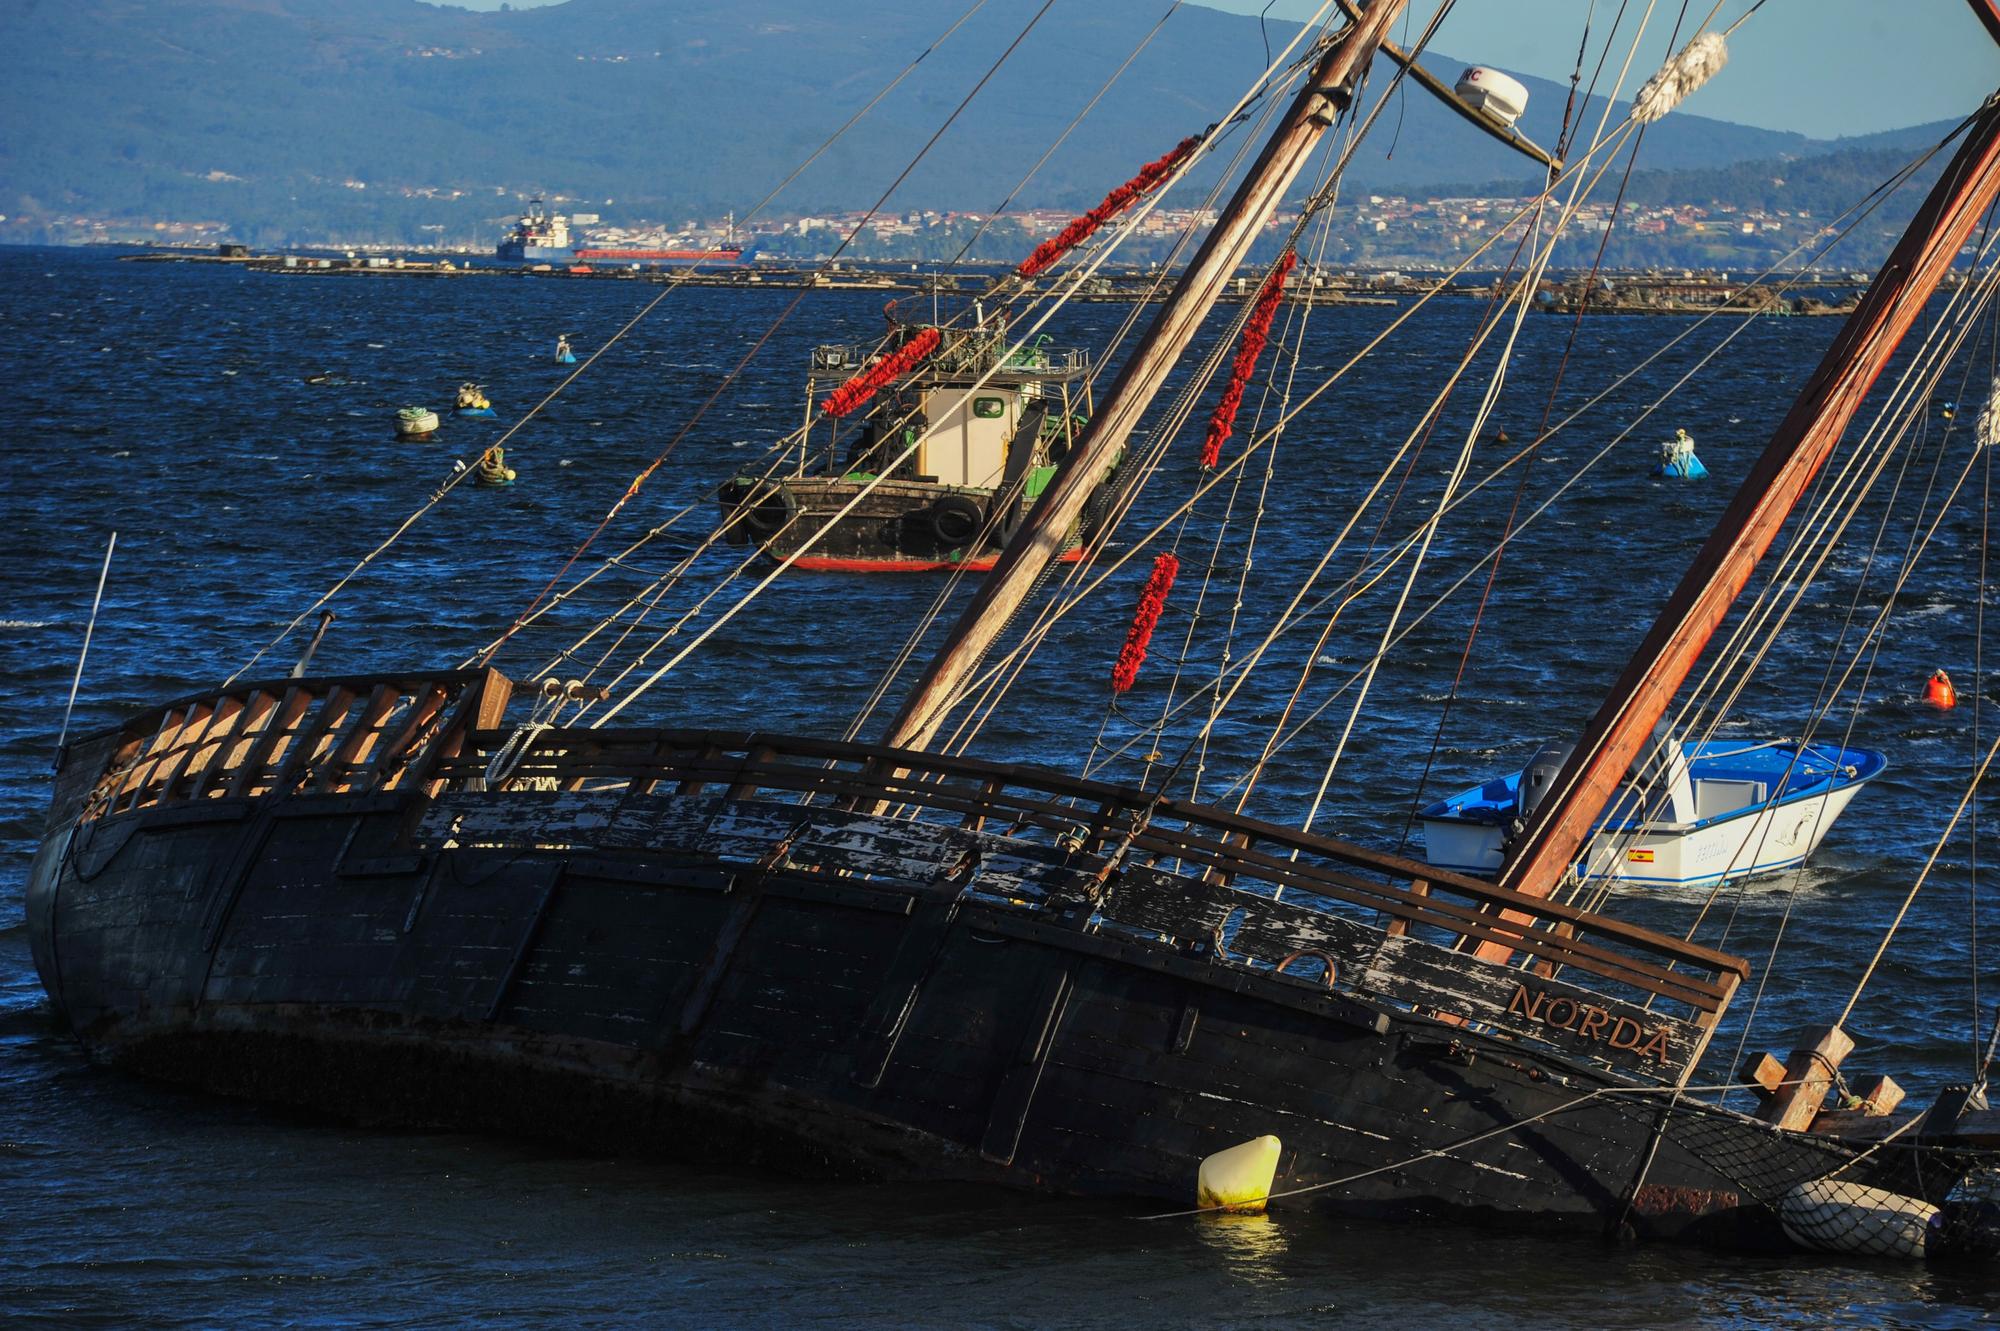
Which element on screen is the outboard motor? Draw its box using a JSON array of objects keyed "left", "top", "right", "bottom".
[
  {"left": 1629, "top": 721, "right": 1697, "bottom": 822},
  {"left": 1515, "top": 741, "right": 1575, "bottom": 821}
]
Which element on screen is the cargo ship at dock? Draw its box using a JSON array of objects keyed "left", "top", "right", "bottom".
[
  {"left": 497, "top": 198, "right": 749, "bottom": 265},
  {"left": 573, "top": 245, "right": 748, "bottom": 265}
]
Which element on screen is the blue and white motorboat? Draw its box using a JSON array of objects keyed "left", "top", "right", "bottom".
[{"left": 1420, "top": 736, "right": 1886, "bottom": 887}]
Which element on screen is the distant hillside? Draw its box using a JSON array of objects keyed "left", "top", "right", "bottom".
[{"left": 0, "top": 0, "right": 1962, "bottom": 246}]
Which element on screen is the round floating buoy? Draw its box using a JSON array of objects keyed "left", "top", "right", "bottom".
[
  {"left": 1925, "top": 668, "right": 1957, "bottom": 710},
  {"left": 1196, "top": 1135, "right": 1281, "bottom": 1214},
  {"left": 472, "top": 447, "right": 516, "bottom": 487},
  {"left": 1659, "top": 428, "right": 1707, "bottom": 479},
  {"left": 394, "top": 406, "right": 439, "bottom": 440}
]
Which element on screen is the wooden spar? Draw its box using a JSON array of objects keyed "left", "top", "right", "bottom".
[
  {"left": 1330, "top": 0, "right": 1558, "bottom": 172},
  {"left": 1971, "top": 0, "right": 2000, "bottom": 50},
  {"left": 1481, "top": 90, "right": 2000, "bottom": 954},
  {"left": 879, "top": 0, "right": 1409, "bottom": 753}
]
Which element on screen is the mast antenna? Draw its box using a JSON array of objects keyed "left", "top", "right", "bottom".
[{"left": 55, "top": 531, "right": 116, "bottom": 765}]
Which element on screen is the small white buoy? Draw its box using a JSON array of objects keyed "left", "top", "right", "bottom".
[
  {"left": 1197, "top": 1135, "right": 1281, "bottom": 1214},
  {"left": 1659, "top": 428, "right": 1707, "bottom": 478}
]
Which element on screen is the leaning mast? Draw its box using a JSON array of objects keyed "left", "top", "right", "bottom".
[
  {"left": 1490, "top": 85, "right": 2000, "bottom": 946},
  {"left": 881, "top": 0, "right": 1409, "bottom": 752}
]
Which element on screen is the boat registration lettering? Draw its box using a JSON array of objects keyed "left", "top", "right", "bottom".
[
  {"left": 1627, "top": 848, "right": 1656, "bottom": 862},
  {"left": 1505, "top": 983, "right": 1673, "bottom": 1065}
]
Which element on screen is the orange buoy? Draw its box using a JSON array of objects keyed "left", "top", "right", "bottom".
[{"left": 1924, "top": 668, "right": 1957, "bottom": 710}]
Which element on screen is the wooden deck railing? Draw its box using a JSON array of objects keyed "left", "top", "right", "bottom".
[
  {"left": 427, "top": 725, "right": 1747, "bottom": 1026},
  {"left": 70, "top": 669, "right": 512, "bottom": 819},
  {"left": 61, "top": 671, "right": 1747, "bottom": 1045}
]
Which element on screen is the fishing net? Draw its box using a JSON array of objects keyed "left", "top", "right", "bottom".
[
  {"left": 1777, "top": 1178, "right": 1939, "bottom": 1258},
  {"left": 1644, "top": 1098, "right": 2000, "bottom": 1259}
]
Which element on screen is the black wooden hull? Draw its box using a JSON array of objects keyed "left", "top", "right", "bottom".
[{"left": 25, "top": 783, "right": 1871, "bottom": 1250}]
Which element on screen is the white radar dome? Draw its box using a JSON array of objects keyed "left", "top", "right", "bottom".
[{"left": 1454, "top": 67, "right": 1529, "bottom": 126}]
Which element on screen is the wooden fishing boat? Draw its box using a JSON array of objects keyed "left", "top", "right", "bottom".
[
  {"left": 28, "top": 2, "right": 2000, "bottom": 1263},
  {"left": 1420, "top": 739, "right": 1886, "bottom": 887},
  {"left": 715, "top": 317, "right": 1112, "bottom": 571}
]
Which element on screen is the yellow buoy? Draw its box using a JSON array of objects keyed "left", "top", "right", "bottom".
[{"left": 1196, "top": 1135, "right": 1281, "bottom": 1214}]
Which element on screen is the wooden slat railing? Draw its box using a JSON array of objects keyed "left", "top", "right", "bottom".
[{"left": 69, "top": 669, "right": 511, "bottom": 819}]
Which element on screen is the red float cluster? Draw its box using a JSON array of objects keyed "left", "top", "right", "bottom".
[
  {"left": 819, "top": 326, "right": 944, "bottom": 419},
  {"left": 1111, "top": 552, "right": 1181, "bottom": 695},
  {"left": 1198, "top": 249, "right": 1297, "bottom": 470},
  {"left": 1016, "top": 135, "right": 1202, "bottom": 280}
]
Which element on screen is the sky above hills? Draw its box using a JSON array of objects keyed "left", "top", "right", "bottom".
[
  {"left": 446, "top": 0, "right": 2000, "bottom": 138},
  {"left": 1203, "top": 1, "right": 2000, "bottom": 138},
  {"left": 1, "top": 0, "right": 1976, "bottom": 246}
]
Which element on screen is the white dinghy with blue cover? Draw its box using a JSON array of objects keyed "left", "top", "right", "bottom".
[{"left": 1420, "top": 732, "right": 1886, "bottom": 888}]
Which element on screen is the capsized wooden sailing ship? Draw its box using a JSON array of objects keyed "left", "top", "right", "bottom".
[{"left": 27, "top": 2, "right": 2000, "bottom": 1260}]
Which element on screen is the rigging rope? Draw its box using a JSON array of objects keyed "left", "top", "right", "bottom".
[
  {"left": 477, "top": 0, "right": 1066, "bottom": 671},
  {"left": 1844, "top": 725, "right": 2000, "bottom": 1026},
  {"left": 945, "top": 1, "right": 1187, "bottom": 268},
  {"left": 228, "top": 0, "right": 999, "bottom": 684},
  {"left": 844, "top": 11, "right": 1340, "bottom": 747}
]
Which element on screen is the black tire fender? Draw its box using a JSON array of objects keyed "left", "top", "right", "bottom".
[
  {"left": 740, "top": 483, "right": 798, "bottom": 536},
  {"left": 927, "top": 493, "right": 986, "bottom": 546}
]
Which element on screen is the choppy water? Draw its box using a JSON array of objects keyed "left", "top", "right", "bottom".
[{"left": 2, "top": 246, "right": 1997, "bottom": 1326}]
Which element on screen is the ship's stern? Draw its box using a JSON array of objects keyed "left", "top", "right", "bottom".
[{"left": 25, "top": 728, "right": 129, "bottom": 1029}]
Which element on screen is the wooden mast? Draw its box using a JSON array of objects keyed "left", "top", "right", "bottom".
[
  {"left": 880, "top": 0, "right": 1408, "bottom": 753},
  {"left": 1479, "top": 90, "right": 2000, "bottom": 959}
]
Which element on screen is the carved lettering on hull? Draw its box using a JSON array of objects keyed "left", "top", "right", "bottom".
[{"left": 1506, "top": 983, "right": 1674, "bottom": 1065}]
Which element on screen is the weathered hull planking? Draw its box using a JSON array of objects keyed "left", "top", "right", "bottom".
[
  {"left": 29, "top": 796, "right": 1847, "bottom": 1244},
  {"left": 33, "top": 669, "right": 1977, "bottom": 1254}
]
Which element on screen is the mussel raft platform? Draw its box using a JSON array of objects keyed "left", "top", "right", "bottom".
[{"left": 27, "top": 668, "right": 1999, "bottom": 1248}]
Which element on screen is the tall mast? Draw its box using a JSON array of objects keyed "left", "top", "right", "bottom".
[
  {"left": 1484, "top": 90, "right": 2000, "bottom": 952},
  {"left": 881, "top": 0, "right": 1408, "bottom": 752}
]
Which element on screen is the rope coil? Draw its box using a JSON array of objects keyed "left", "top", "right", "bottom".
[
  {"left": 1199, "top": 249, "right": 1297, "bottom": 469},
  {"left": 1632, "top": 31, "right": 1728, "bottom": 124},
  {"left": 1016, "top": 134, "right": 1202, "bottom": 279},
  {"left": 1112, "top": 553, "right": 1181, "bottom": 694}
]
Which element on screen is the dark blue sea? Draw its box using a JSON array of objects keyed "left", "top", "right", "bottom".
[{"left": 2, "top": 246, "right": 1997, "bottom": 1327}]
